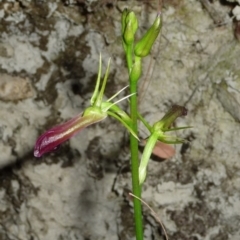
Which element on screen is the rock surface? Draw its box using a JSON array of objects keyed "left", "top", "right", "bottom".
[{"left": 0, "top": 0, "right": 240, "bottom": 239}]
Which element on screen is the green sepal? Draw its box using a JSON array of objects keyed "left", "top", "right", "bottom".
[
  {"left": 91, "top": 54, "right": 102, "bottom": 106},
  {"left": 121, "top": 9, "right": 128, "bottom": 35},
  {"left": 153, "top": 105, "right": 187, "bottom": 132},
  {"left": 164, "top": 126, "right": 192, "bottom": 132},
  {"left": 95, "top": 58, "right": 111, "bottom": 108},
  {"left": 157, "top": 134, "right": 186, "bottom": 144}
]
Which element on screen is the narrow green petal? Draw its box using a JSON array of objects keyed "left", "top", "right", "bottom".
[
  {"left": 91, "top": 54, "right": 102, "bottom": 106},
  {"left": 139, "top": 133, "right": 158, "bottom": 185},
  {"left": 107, "top": 111, "right": 139, "bottom": 140}
]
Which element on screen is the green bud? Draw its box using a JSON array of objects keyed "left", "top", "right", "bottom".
[
  {"left": 134, "top": 13, "right": 162, "bottom": 58},
  {"left": 122, "top": 10, "right": 138, "bottom": 46},
  {"left": 129, "top": 56, "right": 142, "bottom": 83}
]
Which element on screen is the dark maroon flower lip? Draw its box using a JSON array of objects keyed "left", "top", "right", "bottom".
[{"left": 34, "top": 113, "right": 106, "bottom": 157}]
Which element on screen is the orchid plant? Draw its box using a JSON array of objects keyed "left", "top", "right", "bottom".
[{"left": 34, "top": 8, "right": 189, "bottom": 240}]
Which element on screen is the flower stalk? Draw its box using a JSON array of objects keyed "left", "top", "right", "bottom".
[{"left": 121, "top": 10, "right": 163, "bottom": 240}]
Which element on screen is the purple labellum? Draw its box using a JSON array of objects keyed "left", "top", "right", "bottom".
[{"left": 34, "top": 113, "right": 106, "bottom": 157}]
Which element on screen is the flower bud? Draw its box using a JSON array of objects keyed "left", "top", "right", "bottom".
[
  {"left": 122, "top": 10, "right": 138, "bottom": 46},
  {"left": 134, "top": 13, "right": 162, "bottom": 58}
]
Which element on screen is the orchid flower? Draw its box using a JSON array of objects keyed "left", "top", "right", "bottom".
[
  {"left": 138, "top": 105, "right": 190, "bottom": 185},
  {"left": 34, "top": 55, "right": 138, "bottom": 157}
]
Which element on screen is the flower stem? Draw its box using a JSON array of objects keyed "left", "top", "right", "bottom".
[
  {"left": 129, "top": 81, "right": 143, "bottom": 240},
  {"left": 126, "top": 45, "right": 133, "bottom": 72}
]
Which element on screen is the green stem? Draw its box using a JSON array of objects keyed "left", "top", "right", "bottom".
[
  {"left": 129, "top": 81, "right": 143, "bottom": 240},
  {"left": 126, "top": 44, "right": 133, "bottom": 72}
]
